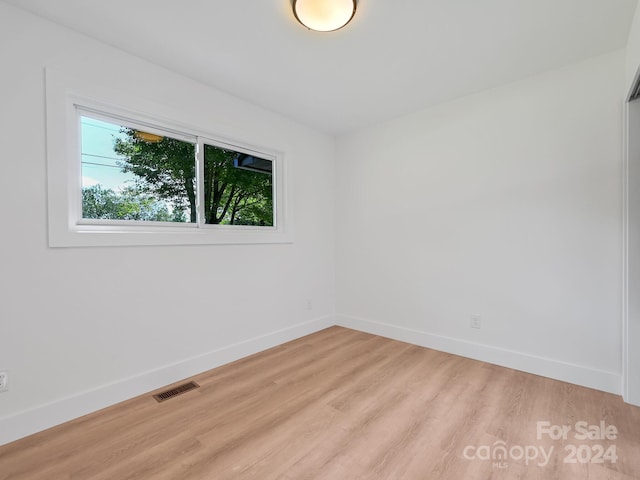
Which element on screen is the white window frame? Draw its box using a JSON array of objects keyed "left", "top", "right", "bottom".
[{"left": 45, "top": 68, "right": 292, "bottom": 247}]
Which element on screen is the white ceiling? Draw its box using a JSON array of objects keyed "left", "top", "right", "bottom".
[{"left": 5, "top": 0, "right": 638, "bottom": 134}]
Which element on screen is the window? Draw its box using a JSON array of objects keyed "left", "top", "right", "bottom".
[
  {"left": 80, "top": 114, "right": 197, "bottom": 224},
  {"left": 78, "top": 110, "right": 275, "bottom": 228},
  {"left": 45, "top": 68, "right": 290, "bottom": 247}
]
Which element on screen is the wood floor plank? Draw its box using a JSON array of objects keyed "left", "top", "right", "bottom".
[{"left": 1, "top": 326, "right": 639, "bottom": 479}]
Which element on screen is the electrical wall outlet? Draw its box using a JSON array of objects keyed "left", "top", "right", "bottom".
[
  {"left": 306, "top": 299, "right": 313, "bottom": 311},
  {"left": 0, "top": 371, "right": 8, "bottom": 393},
  {"left": 470, "top": 315, "right": 482, "bottom": 329}
]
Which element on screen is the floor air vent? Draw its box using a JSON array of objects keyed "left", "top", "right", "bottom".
[{"left": 153, "top": 381, "right": 200, "bottom": 403}]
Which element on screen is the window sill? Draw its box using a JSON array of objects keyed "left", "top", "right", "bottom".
[{"left": 50, "top": 223, "right": 293, "bottom": 248}]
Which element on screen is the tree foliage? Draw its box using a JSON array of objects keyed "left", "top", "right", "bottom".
[
  {"left": 82, "top": 185, "right": 186, "bottom": 222},
  {"left": 113, "top": 132, "right": 197, "bottom": 222},
  {"left": 110, "top": 130, "right": 273, "bottom": 225},
  {"left": 202, "top": 144, "right": 273, "bottom": 225}
]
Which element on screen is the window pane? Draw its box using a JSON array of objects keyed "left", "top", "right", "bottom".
[
  {"left": 80, "top": 116, "right": 196, "bottom": 223},
  {"left": 203, "top": 144, "right": 274, "bottom": 226}
]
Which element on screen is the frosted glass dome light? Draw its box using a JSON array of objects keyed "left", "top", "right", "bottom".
[{"left": 293, "top": 0, "right": 357, "bottom": 32}]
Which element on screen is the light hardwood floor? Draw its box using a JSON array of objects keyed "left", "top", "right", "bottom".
[{"left": 1, "top": 326, "right": 639, "bottom": 479}]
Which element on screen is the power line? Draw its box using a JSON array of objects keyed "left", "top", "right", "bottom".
[
  {"left": 80, "top": 120, "right": 122, "bottom": 134},
  {"left": 82, "top": 152, "right": 126, "bottom": 162},
  {"left": 81, "top": 161, "right": 125, "bottom": 170}
]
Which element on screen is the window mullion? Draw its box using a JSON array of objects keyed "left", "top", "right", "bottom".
[{"left": 196, "top": 138, "right": 206, "bottom": 227}]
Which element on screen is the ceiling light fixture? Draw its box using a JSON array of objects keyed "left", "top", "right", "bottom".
[{"left": 293, "top": 0, "right": 357, "bottom": 32}]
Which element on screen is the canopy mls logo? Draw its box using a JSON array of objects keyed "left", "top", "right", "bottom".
[
  {"left": 463, "top": 441, "right": 553, "bottom": 469},
  {"left": 462, "top": 420, "right": 619, "bottom": 469}
]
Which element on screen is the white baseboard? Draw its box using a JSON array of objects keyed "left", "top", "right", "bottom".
[
  {"left": 336, "top": 314, "right": 622, "bottom": 396},
  {"left": 1, "top": 314, "right": 624, "bottom": 447},
  {"left": 0, "top": 315, "right": 334, "bottom": 447}
]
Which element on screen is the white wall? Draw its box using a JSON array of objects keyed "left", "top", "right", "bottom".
[
  {"left": 625, "top": 3, "right": 640, "bottom": 406},
  {"left": 626, "top": 2, "right": 640, "bottom": 95},
  {"left": 0, "top": 3, "right": 336, "bottom": 444},
  {"left": 335, "top": 52, "right": 624, "bottom": 393},
  {"left": 626, "top": 100, "right": 640, "bottom": 406}
]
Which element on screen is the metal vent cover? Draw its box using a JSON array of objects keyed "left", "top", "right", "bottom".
[{"left": 153, "top": 381, "right": 200, "bottom": 403}]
